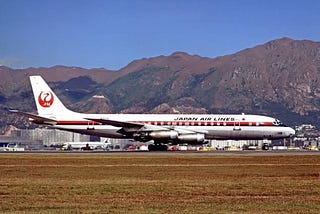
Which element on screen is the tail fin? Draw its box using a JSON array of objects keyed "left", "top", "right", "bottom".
[{"left": 30, "top": 76, "right": 72, "bottom": 116}]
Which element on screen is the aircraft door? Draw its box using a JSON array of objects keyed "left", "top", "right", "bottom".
[
  {"left": 87, "top": 121, "right": 95, "bottom": 130},
  {"left": 233, "top": 119, "right": 241, "bottom": 131}
]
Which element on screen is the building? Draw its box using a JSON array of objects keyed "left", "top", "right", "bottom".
[
  {"left": 208, "top": 139, "right": 271, "bottom": 150},
  {"left": 0, "top": 135, "right": 43, "bottom": 150},
  {"left": 11, "top": 128, "right": 90, "bottom": 146}
]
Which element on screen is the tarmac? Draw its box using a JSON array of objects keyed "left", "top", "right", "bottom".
[{"left": 0, "top": 150, "right": 319, "bottom": 156}]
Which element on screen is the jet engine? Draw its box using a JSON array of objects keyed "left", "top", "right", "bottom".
[
  {"left": 177, "top": 133, "right": 205, "bottom": 144},
  {"left": 133, "top": 130, "right": 178, "bottom": 142},
  {"left": 148, "top": 130, "right": 179, "bottom": 140},
  {"left": 133, "top": 131, "right": 205, "bottom": 144}
]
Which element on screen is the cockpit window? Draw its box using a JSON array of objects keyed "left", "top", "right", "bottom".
[{"left": 273, "top": 119, "right": 283, "bottom": 126}]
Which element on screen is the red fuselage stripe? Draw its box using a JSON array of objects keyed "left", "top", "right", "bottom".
[{"left": 52, "top": 120, "right": 276, "bottom": 127}]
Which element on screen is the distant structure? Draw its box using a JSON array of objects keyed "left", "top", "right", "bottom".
[
  {"left": 0, "top": 135, "right": 43, "bottom": 150},
  {"left": 294, "top": 124, "right": 320, "bottom": 148},
  {"left": 11, "top": 128, "right": 90, "bottom": 146},
  {"left": 208, "top": 139, "right": 271, "bottom": 149}
]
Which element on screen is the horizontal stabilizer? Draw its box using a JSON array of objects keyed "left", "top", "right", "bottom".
[{"left": 9, "top": 110, "right": 57, "bottom": 125}]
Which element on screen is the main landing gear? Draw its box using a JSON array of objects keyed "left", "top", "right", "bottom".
[{"left": 148, "top": 144, "right": 168, "bottom": 151}]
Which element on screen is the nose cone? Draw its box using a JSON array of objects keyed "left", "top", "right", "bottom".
[{"left": 287, "top": 127, "right": 295, "bottom": 137}]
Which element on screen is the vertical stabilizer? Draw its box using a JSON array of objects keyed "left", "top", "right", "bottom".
[{"left": 29, "top": 76, "right": 72, "bottom": 116}]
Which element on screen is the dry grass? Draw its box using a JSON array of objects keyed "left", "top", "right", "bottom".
[{"left": 0, "top": 153, "right": 319, "bottom": 213}]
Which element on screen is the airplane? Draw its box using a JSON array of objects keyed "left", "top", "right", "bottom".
[
  {"left": 10, "top": 76, "right": 295, "bottom": 151},
  {"left": 62, "top": 141, "right": 111, "bottom": 150}
]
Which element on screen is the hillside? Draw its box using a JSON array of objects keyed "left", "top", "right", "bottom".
[{"left": 1, "top": 37, "right": 320, "bottom": 133}]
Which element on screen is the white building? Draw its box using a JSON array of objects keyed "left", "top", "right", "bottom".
[
  {"left": 11, "top": 128, "right": 90, "bottom": 146},
  {"left": 208, "top": 139, "right": 271, "bottom": 149}
]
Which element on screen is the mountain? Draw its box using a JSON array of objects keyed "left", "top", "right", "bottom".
[{"left": 1, "top": 37, "right": 320, "bottom": 133}]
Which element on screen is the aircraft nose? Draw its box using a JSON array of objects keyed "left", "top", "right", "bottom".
[{"left": 287, "top": 127, "right": 295, "bottom": 137}]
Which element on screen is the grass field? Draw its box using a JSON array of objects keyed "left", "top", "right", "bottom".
[{"left": 0, "top": 153, "right": 319, "bottom": 213}]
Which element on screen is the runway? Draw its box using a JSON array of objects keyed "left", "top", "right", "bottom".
[{"left": 0, "top": 150, "right": 319, "bottom": 155}]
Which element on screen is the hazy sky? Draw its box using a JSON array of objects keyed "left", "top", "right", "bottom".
[{"left": 1, "top": 0, "right": 319, "bottom": 70}]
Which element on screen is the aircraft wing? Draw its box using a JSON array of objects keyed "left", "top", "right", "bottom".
[
  {"left": 85, "top": 117, "right": 209, "bottom": 135},
  {"left": 9, "top": 110, "right": 57, "bottom": 125},
  {"left": 173, "top": 127, "right": 208, "bottom": 135},
  {"left": 85, "top": 118, "right": 145, "bottom": 128},
  {"left": 85, "top": 118, "right": 169, "bottom": 132}
]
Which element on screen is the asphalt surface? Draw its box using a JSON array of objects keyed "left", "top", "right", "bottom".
[{"left": 0, "top": 150, "right": 319, "bottom": 155}]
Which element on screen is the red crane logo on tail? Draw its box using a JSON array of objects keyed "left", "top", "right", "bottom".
[{"left": 38, "top": 91, "right": 54, "bottom": 107}]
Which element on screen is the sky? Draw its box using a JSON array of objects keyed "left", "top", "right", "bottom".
[{"left": 1, "top": 0, "right": 320, "bottom": 70}]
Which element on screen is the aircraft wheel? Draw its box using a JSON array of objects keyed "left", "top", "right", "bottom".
[
  {"left": 160, "top": 144, "right": 168, "bottom": 151},
  {"left": 148, "top": 144, "right": 155, "bottom": 151},
  {"left": 148, "top": 144, "right": 167, "bottom": 151}
]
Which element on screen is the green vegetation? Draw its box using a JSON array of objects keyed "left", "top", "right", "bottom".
[
  {"left": 0, "top": 154, "right": 319, "bottom": 213},
  {"left": 105, "top": 67, "right": 174, "bottom": 111}
]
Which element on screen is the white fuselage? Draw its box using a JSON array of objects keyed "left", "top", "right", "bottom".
[
  {"left": 62, "top": 141, "right": 110, "bottom": 150},
  {"left": 35, "top": 112, "right": 295, "bottom": 141}
]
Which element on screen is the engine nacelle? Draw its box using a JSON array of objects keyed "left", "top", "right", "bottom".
[
  {"left": 133, "top": 130, "right": 178, "bottom": 141},
  {"left": 133, "top": 131, "right": 205, "bottom": 144},
  {"left": 178, "top": 133, "right": 205, "bottom": 144},
  {"left": 148, "top": 130, "right": 179, "bottom": 140}
]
